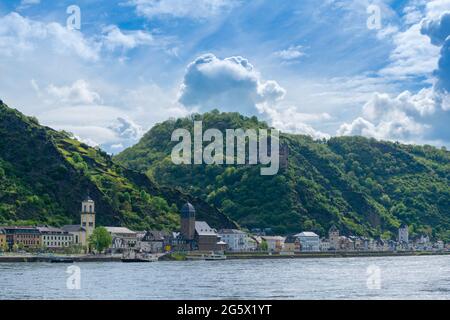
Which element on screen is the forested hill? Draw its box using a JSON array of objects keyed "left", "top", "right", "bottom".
[
  {"left": 0, "top": 101, "right": 236, "bottom": 231},
  {"left": 115, "top": 110, "right": 450, "bottom": 241}
]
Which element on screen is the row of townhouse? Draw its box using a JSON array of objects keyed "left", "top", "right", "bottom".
[
  {"left": 217, "top": 230, "right": 322, "bottom": 253},
  {"left": 325, "top": 225, "right": 446, "bottom": 252},
  {"left": 0, "top": 226, "right": 74, "bottom": 251}
]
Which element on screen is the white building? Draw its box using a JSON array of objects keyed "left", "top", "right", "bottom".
[
  {"left": 261, "top": 236, "right": 285, "bottom": 252},
  {"left": 398, "top": 224, "right": 409, "bottom": 244},
  {"left": 38, "top": 226, "right": 74, "bottom": 249},
  {"left": 319, "top": 238, "right": 330, "bottom": 252},
  {"left": 219, "top": 229, "right": 255, "bottom": 252},
  {"left": 105, "top": 227, "right": 138, "bottom": 251},
  {"left": 295, "top": 232, "right": 320, "bottom": 252}
]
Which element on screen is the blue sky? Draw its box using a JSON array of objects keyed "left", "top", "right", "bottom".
[{"left": 0, "top": 0, "right": 449, "bottom": 152}]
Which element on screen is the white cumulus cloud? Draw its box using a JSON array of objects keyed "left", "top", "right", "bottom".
[{"left": 102, "top": 25, "right": 154, "bottom": 51}]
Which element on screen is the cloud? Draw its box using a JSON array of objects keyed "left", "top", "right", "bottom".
[
  {"left": 273, "top": 45, "right": 305, "bottom": 61},
  {"left": 340, "top": 1, "right": 450, "bottom": 147},
  {"left": 0, "top": 13, "right": 161, "bottom": 61},
  {"left": 45, "top": 80, "right": 102, "bottom": 106},
  {"left": 258, "top": 104, "right": 330, "bottom": 139},
  {"left": 0, "top": 13, "right": 100, "bottom": 61},
  {"left": 126, "top": 0, "right": 238, "bottom": 20},
  {"left": 378, "top": 23, "right": 440, "bottom": 79},
  {"left": 102, "top": 25, "right": 154, "bottom": 51},
  {"left": 338, "top": 88, "right": 450, "bottom": 145},
  {"left": 21, "top": 0, "right": 40, "bottom": 4},
  {"left": 178, "top": 53, "right": 328, "bottom": 138},
  {"left": 179, "top": 53, "right": 285, "bottom": 114},
  {"left": 425, "top": 0, "right": 450, "bottom": 20},
  {"left": 421, "top": 11, "right": 450, "bottom": 93},
  {"left": 421, "top": 12, "right": 450, "bottom": 46},
  {"left": 108, "top": 117, "right": 144, "bottom": 142},
  {"left": 18, "top": 0, "right": 40, "bottom": 9}
]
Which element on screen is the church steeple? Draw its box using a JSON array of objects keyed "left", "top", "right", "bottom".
[{"left": 80, "top": 195, "right": 96, "bottom": 238}]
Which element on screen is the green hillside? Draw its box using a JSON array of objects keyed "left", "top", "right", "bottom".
[
  {"left": 115, "top": 110, "right": 450, "bottom": 241},
  {"left": 0, "top": 101, "right": 236, "bottom": 231}
]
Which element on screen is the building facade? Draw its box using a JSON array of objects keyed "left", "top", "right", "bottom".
[
  {"left": 194, "top": 221, "right": 224, "bottom": 251},
  {"left": 62, "top": 225, "right": 87, "bottom": 247},
  {"left": 0, "top": 228, "right": 6, "bottom": 250},
  {"left": 283, "top": 235, "right": 301, "bottom": 252},
  {"left": 4, "top": 227, "right": 41, "bottom": 250},
  {"left": 218, "top": 229, "right": 252, "bottom": 252},
  {"left": 295, "top": 232, "right": 320, "bottom": 252},
  {"left": 179, "top": 202, "right": 224, "bottom": 252},
  {"left": 261, "top": 236, "right": 285, "bottom": 252},
  {"left": 105, "top": 227, "right": 137, "bottom": 252},
  {"left": 139, "top": 230, "right": 171, "bottom": 253},
  {"left": 38, "top": 226, "right": 74, "bottom": 249}
]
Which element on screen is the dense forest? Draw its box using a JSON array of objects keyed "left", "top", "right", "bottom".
[
  {"left": 115, "top": 110, "right": 450, "bottom": 241},
  {"left": 0, "top": 101, "right": 236, "bottom": 231}
]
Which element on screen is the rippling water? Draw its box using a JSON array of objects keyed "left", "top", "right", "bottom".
[{"left": 1, "top": 255, "right": 450, "bottom": 299}]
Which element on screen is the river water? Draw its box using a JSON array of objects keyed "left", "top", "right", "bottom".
[{"left": 1, "top": 255, "right": 450, "bottom": 299}]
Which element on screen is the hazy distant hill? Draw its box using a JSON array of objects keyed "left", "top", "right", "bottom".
[
  {"left": 115, "top": 110, "right": 450, "bottom": 241},
  {"left": 0, "top": 101, "right": 236, "bottom": 231}
]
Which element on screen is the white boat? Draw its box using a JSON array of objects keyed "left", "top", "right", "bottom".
[
  {"left": 121, "top": 251, "right": 158, "bottom": 263},
  {"left": 186, "top": 251, "right": 226, "bottom": 261}
]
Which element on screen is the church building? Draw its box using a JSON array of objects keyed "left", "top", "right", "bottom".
[
  {"left": 62, "top": 196, "right": 96, "bottom": 248},
  {"left": 180, "top": 203, "right": 225, "bottom": 252}
]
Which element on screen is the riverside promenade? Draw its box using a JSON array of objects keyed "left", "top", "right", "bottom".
[
  {"left": 225, "top": 250, "right": 450, "bottom": 260},
  {"left": 0, "top": 254, "right": 122, "bottom": 263},
  {"left": 1, "top": 250, "right": 449, "bottom": 263}
]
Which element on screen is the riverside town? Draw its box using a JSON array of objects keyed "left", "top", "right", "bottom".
[{"left": 0, "top": 196, "right": 448, "bottom": 263}]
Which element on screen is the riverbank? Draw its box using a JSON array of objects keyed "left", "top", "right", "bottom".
[
  {"left": 0, "top": 254, "right": 122, "bottom": 263},
  {"left": 225, "top": 250, "right": 450, "bottom": 260},
  {"left": 1, "top": 250, "right": 449, "bottom": 263}
]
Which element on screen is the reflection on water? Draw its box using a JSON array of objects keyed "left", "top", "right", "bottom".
[{"left": 1, "top": 255, "right": 450, "bottom": 300}]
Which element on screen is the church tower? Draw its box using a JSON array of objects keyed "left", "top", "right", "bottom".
[
  {"left": 181, "top": 202, "right": 196, "bottom": 240},
  {"left": 328, "top": 225, "right": 340, "bottom": 250},
  {"left": 80, "top": 196, "right": 96, "bottom": 239}
]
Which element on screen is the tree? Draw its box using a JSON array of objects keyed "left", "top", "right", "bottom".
[
  {"left": 89, "top": 227, "right": 112, "bottom": 253},
  {"left": 260, "top": 239, "right": 268, "bottom": 252}
]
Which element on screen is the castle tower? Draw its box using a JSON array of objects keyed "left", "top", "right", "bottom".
[
  {"left": 80, "top": 196, "right": 96, "bottom": 239},
  {"left": 181, "top": 203, "right": 196, "bottom": 240},
  {"left": 398, "top": 224, "right": 409, "bottom": 243},
  {"left": 328, "top": 225, "right": 340, "bottom": 250}
]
